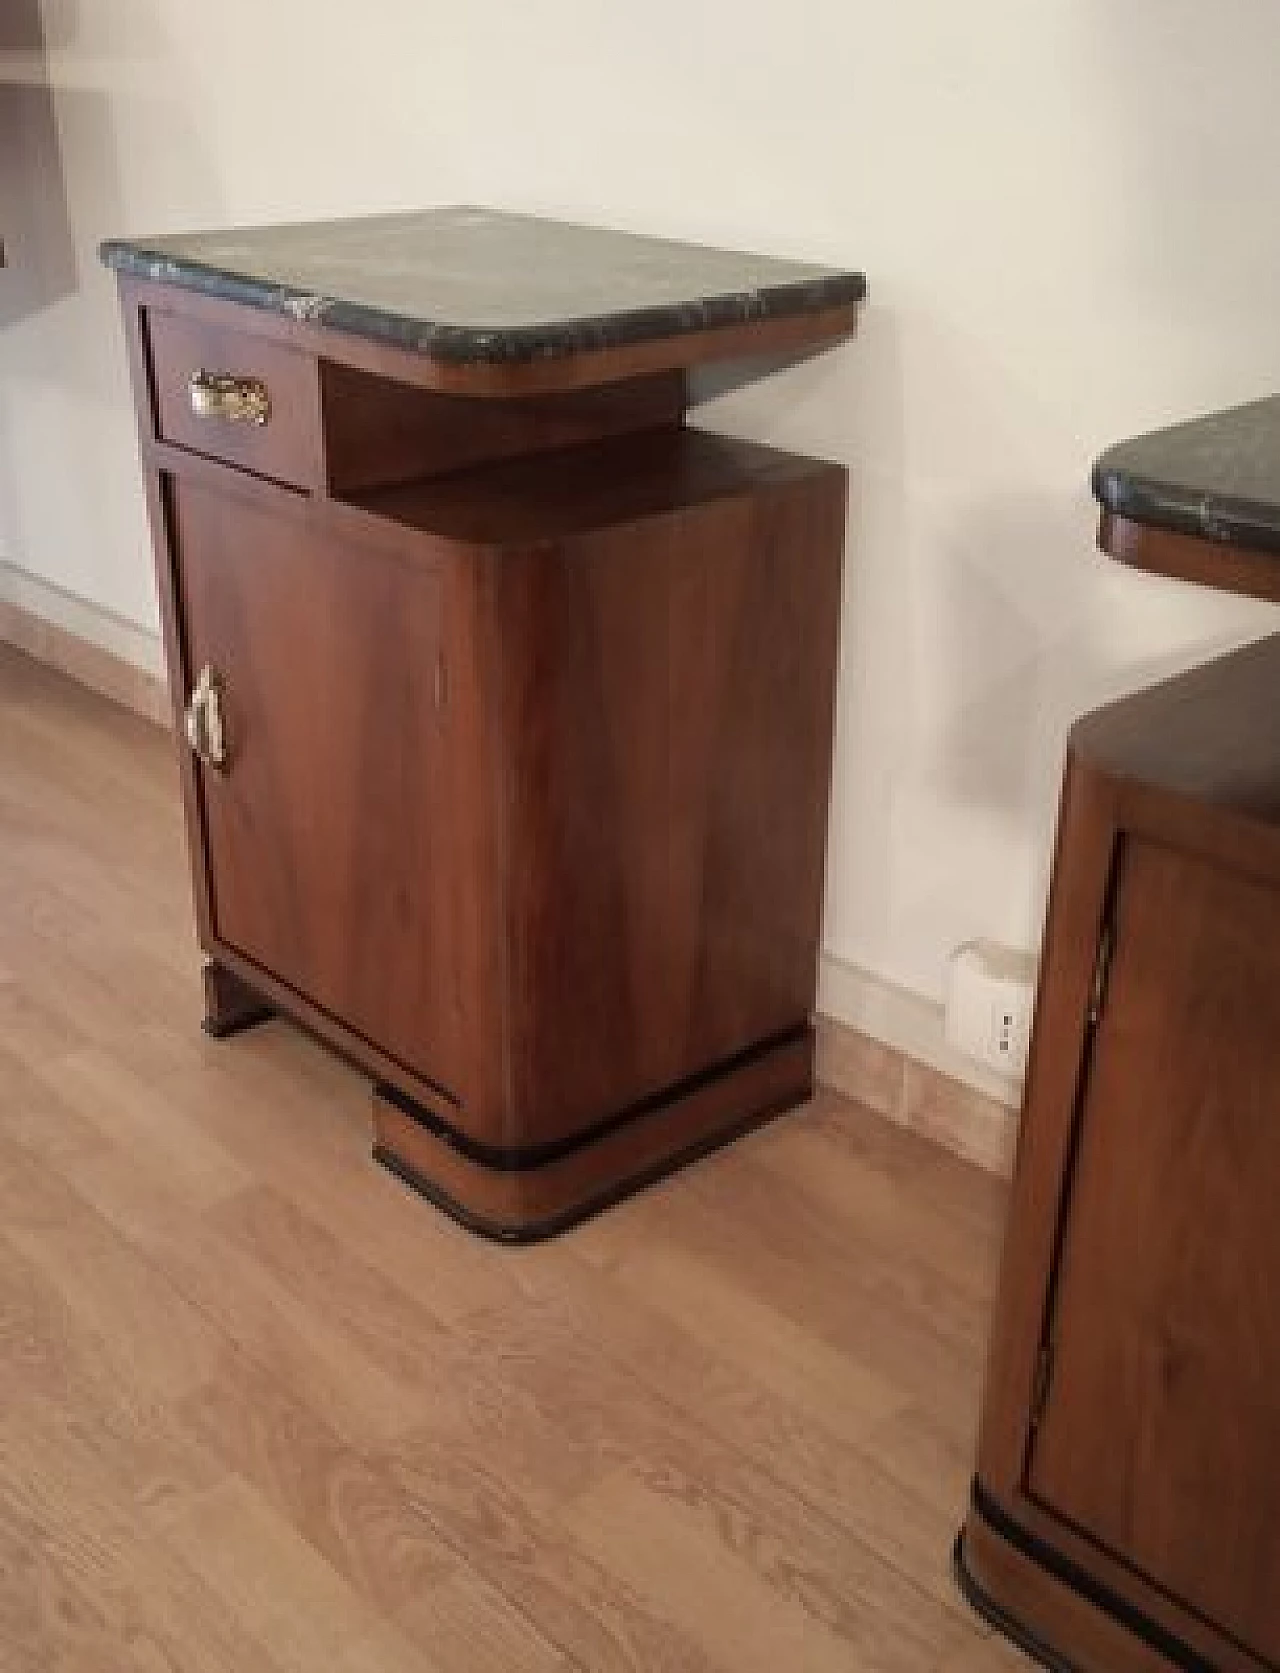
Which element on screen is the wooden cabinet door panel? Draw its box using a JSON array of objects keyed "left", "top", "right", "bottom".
[
  {"left": 168, "top": 477, "right": 461, "bottom": 1094},
  {"left": 1027, "top": 838, "right": 1280, "bottom": 1662}
]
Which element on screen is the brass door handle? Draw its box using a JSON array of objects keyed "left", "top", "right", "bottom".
[
  {"left": 184, "top": 664, "right": 229, "bottom": 771},
  {"left": 188, "top": 369, "right": 271, "bottom": 426}
]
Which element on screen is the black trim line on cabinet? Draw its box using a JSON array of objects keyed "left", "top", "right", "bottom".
[
  {"left": 374, "top": 1021, "right": 809, "bottom": 1174},
  {"left": 959, "top": 1480, "right": 1220, "bottom": 1673},
  {"left": 372, "top": 1083, "right": 804, "bottom": 1245},
  {"left": 952, "top": 1528, "right": 1077, "bottom": 1673}
]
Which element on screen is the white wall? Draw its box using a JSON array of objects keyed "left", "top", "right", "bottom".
[{"left": 4, "top": 0, "right": 1279, "bottom": 1041}]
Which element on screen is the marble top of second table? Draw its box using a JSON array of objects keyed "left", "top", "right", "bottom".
[
  {"left": 100, "top": 206, "right": 865, "bottom": 368},
  {"left": 1093, "top": 394, "right": 1280, "bottom": 556}
]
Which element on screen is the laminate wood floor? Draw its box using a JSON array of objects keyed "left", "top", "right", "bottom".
[{"left": 0, "top": 644, "right": 1026, "bottom": 1671}]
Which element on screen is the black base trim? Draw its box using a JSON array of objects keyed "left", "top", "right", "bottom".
[
  {"left": 372, "top": 1147, "right": 544, "bottom": 1244},
  {"left": 374, "top": 1021, "right": 809, "bottom": 1175},
  {"left": 958, "top": 1480, "right": 1219, "bottom": 1673},
  {"left": 373, "top": 1086, "right": 804, "bottom": 1244},
  {"left": 953, "top": 1528, "right": 1077, "bottom": 1673}
]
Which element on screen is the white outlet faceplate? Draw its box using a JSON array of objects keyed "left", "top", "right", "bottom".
[{"left": 944, "top": 940, "right": 1037, "bottom": 1080}]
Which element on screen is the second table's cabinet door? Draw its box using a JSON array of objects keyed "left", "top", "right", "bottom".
[
  {"left": 1026, "top": 837, "right": 1280, "bottom": 1664},
  {"left": 168, "top": 477, "right": 461, "bottom": 1097}
]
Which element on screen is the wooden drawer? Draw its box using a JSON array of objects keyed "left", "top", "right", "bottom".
[{"left": 145, "top": 307, "right": 324, "bottom": 489}]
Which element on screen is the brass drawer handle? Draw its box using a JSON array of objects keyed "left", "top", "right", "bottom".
[
  {"left": 184, "top": 664, "right": 229, "bottom": 771},
  {"left": 188, "top": 369, "right": 271, "bottom": 426}
]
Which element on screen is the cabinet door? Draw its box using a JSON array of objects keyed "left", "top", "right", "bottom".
[
  {"left": 1027, "top": 837, "right": 1280, "bottom": 1663},
  {"left": 168, "top": 477, "right": 460, "bottom": 1095}
]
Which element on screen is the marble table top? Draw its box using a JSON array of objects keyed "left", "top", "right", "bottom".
[
  {"left": 1093, "top": 396, "right": 1280, "bottom": 555},
  {"left": 101, "top": 206, "right": 865, "bottom": 368}
]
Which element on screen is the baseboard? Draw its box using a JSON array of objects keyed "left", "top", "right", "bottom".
[
  {"left": 815, "top": 956, "right": 1020, "bottom": 1178},
  {"left": 818, "top": 953, "right": 1020, "bottom": 1107},
  {"left": 0, "top": 563, "right": 169, "bottom": 726},
  {"left": 0, "top": 572, "right": 1021, "bottom": 1180},
  {"left": 813, "top": 1011, "right": 1018, "bottom": 1178}
]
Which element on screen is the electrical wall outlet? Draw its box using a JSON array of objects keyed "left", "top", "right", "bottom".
[{"left": 944, "top": 940, "right": 1037, "bottom": 1080}]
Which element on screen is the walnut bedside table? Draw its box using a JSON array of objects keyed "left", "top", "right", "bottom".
[{"left": 102, "top": 208, "right": 864, "bottom": 1239}]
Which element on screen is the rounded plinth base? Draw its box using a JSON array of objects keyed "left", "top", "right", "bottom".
[
  {"left": 956, "top": 1482, "right": 1211, "bottom": 1673},
  {"left": 371, "top": 1026, "right": 814, "bottom": 1242}
]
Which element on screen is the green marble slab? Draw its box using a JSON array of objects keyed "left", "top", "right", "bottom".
[{"left": 102, "top": 205, "right": 865, "bottom": 367}]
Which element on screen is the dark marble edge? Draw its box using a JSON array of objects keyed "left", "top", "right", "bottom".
[
  {"left": 1092, "top": 456, "right": 1280, "bottom": 559},
  {"left": 99, "top": 239, "right": 866, "bottom": 367}
]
